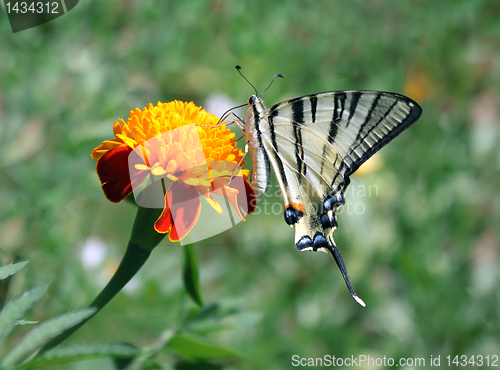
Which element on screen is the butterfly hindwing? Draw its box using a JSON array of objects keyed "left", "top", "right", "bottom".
[{"left": 244, "top": 90, "right": 422, "bottom": 306}]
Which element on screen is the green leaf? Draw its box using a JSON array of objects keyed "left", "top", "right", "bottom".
[
  {"left": 2, "top": 307, "right": 97, "bottom": 367},
  {"left": 15, "top": 343, "right": 139, "bottom": 369},
  {"left": 112, "top": 344, "right": 137, "bottom": 370},
  {"left": 185, "top": 303, "right": 263, "bottom": 334},
  {"left": 0, "top": 262, "right": 28, "bottom": 281},
  {"left": 0, "top": 285, "right": 47, "bottom": 344},
  {"left": 184, "top": 303, "right": 220, "bottom": 323},
  {"left": 119, "top": 328, "right": 174, "bottom": 370},
  {"left": 182, "top": 244, "right": 203, "bottom": 307},
  {"left": 166, "top": 333, "right": 239, "bottom": 362},
  {"left": 183, "top": 304, "right": 231, "bottom": 334},
  {"left": 15, "top": 320, "right": 38, "bottom": 326}
]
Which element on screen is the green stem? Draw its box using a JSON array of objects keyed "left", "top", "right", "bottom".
[
  {"left": 38, "top": 241, "right": 151, "bottom": 354},
  {"left": 38, "top": 205, "right": 165, "bottom": 355}
]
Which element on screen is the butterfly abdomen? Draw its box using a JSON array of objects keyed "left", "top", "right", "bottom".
[
  {"left": 248, "top": 142, "right": 271, "bottom": 201},
  {"left": 244, "top": 96, "right": 271, "bottom": 202}
]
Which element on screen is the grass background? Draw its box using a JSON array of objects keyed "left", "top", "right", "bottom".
[{"left": 0, "top": 0, "right": 499, "bottom": 369}]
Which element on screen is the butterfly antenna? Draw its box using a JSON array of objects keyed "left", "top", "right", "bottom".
[
  {"left": 259, "top": 73, "right": 284, "bottom": 97},
  {"left": 218, "top": 102, "right": 247, "bottom": 123},
  {"left": 236, "top": 65, "right": 258, "bottom": 95},
  {"left": 326, "top": 235, "right": 366, "bottom": 307},
  {"left": 196, "top": 103, "right": 247, "bottom": 129}
]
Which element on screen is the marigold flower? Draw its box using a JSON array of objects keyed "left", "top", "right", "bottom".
[{"left": 92, "top": 101, "right": 256, "bottom": 242}]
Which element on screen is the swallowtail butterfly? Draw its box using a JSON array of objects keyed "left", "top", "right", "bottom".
[{"left": 235, "top": 67, "right": 422, "bottom": 306}]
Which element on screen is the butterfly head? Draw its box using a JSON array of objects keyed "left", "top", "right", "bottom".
[{"left": 248, "top": 94, "right": 267, "bottom": 113}]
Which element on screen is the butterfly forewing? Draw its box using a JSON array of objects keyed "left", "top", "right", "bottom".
[
  {"left": 263, "top": 91, "right": 421, "bottom": 176},
  {"left": 243, "top": 90, "right": 422, "bottom": 306}
]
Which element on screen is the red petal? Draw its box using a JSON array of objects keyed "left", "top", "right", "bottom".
[
  {"left": 226, "top": 176, "right": 257, "bottom": 216},
  {"left": 96, "top": 146, "right": 149, "bottom": 203},
  {"left": 243, "top": 180, "right": 257, "bottom": 215},
  {"left": 154, "top": 189, "right": 174, "bottom": 234},
  {"left": 154, "top": 181, "right": 201, "bottom": 242}
]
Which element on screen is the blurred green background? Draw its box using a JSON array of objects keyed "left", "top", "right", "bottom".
[{"left": 1, "top": 0, "right": 499, "bottom": 369}]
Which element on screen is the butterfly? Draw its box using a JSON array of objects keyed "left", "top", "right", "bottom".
[{"left": 235, "top": 68, "right": 422, "bottom": 306}]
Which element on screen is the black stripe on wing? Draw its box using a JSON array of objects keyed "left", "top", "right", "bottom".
[
  {"left": 321, "top": 94, "right": 343, "bottom": 175},
  {"left": 310, "top": 94, "right": 318, "bottom": 123},
  {"left": 268, "top": 104, "right": 289, "bottom": 188},
  {"left": 291, "top": 98, "right": 306, "bottom": 177},
  {"left": 328, "top": 93, "right": 344, "bottom": 144},
  {"left": 355, "top": 92, "right": 382, "bottom": 142},
  {"left": 346, "top": 91, "right": 362, "bottom": 128}
]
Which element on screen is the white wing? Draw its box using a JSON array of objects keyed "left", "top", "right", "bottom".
[{"left": 245, "top": 90, "right": 422, "bottom": 306}]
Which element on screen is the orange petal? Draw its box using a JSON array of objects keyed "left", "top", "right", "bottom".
[
  {"left": 91, "top": 139, "right": 125, "bottom": 160},
  {"left": 214, "top": 185, "right": 244, "bottom": 219},
  {"left": 203, "top": 192, "right": 223, "bottom": 214},
  {"left": 213, "top": 175, "right": 257, "bottom": 220},
  {"left": 228, "top": 175, "right": 257, "bottom": 216},
  {"left": 96, "top": 145, "right": 149, "bottom": 203},
  {"left": 154, "top": 181, "right": 201, "bottom": 242}
]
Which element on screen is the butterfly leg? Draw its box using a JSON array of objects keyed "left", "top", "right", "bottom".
[
  {"left": 231, "top": 112, "right": 246, "bottom": 132},
  {"left": 195, "top": 119, "right": 232, "bottom": 128},
  {"left": 196, "top": 110, "right": 246, "bottom": 131},
  {"left": 326, "top": 233, "right": 366, "bottom": 307},
  {"left": 226, "top": 143, "right": 249, "bottom": 186}
]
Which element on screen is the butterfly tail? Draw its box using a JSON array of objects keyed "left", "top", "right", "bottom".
[{"left": 326, "top": 233, "right": 366, "bottom": 307}]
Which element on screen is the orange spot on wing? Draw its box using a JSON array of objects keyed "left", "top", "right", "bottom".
[{"left": 285, "top": 202, "right": 306, "bottom": 213}]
